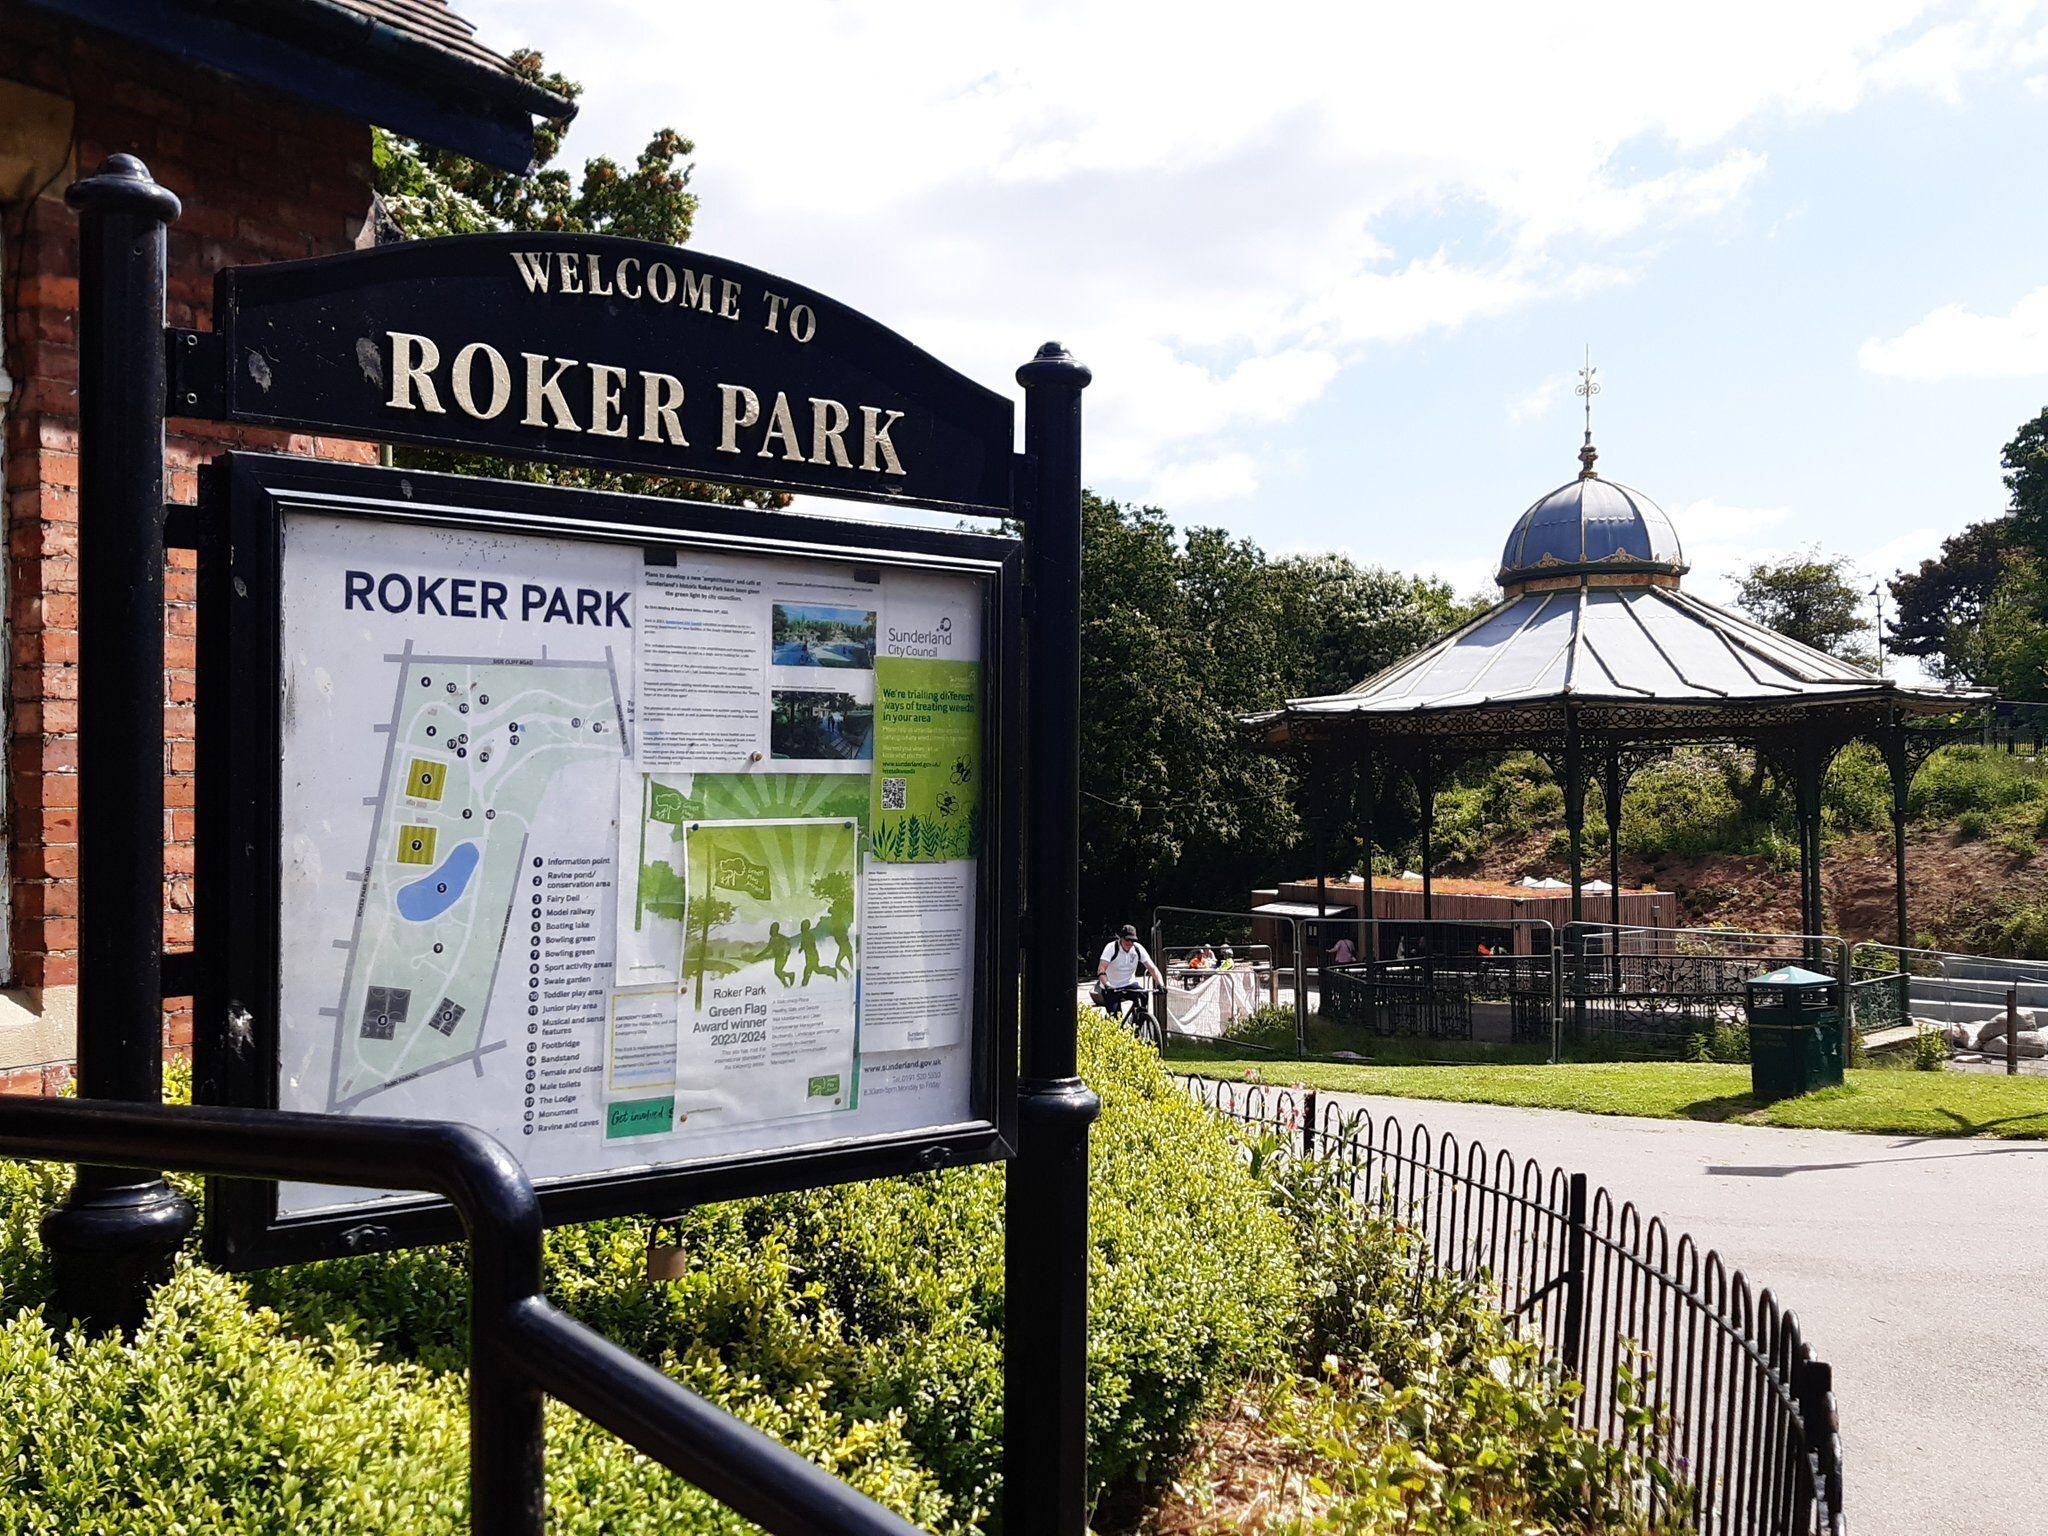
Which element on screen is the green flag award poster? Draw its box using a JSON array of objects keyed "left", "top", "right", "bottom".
[
  {"left": 870, "top": 657, "right": 981, "bottom": 862},
  {"left": 676, "top": 817, "right": 861, "bottom": 1125}
]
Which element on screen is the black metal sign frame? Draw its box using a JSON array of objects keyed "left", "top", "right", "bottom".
[
  {"left": 58, "top": 159, "right": 1097, "bottom": 1536},
  {"left": 195, "top": 453, "right": 1023, "bottom": 1270}
]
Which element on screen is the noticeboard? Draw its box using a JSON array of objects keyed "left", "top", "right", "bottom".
[{"left": 196, "top": 454, "right": 1021, "bottom": 1268}]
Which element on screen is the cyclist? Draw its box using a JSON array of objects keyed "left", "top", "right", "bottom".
[{"left": 1096, "top": 924, "right": 1164, "bottom": 1037}]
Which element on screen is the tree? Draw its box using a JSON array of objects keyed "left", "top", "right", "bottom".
[
  {"left": 1265, "top": 552, "right": 1477, "bottom": 699},
  {"left": 1071, "top": 496, "right": 1472, "bottom": 945},
  {"left": 2003, "top": 407, "right": 2048, "bottom": 553},
  {"left": 1734, "top": 549, "right": 1875, "bottom": 666},
  {"left": 370, "top": 49, "right": 782, "bottom": 508},
  {"left": 1887, "top": 518, "right": 2014, "bottom": 683}
]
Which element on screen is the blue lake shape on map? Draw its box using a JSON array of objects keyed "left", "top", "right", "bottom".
[{"left": 397, "top": 841, "right": 480, "bottom": 921}]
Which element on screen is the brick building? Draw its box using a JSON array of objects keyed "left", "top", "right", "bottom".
[{"left": 0, "top": 0, "right": 570, "bottom": 1092}]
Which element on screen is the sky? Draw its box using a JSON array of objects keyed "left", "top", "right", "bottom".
[{"left": 467, "top": 0, "right": 2048, "bottom": 629}]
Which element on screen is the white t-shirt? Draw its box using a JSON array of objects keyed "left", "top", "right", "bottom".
[{"left": 1099, "top": 939, "right": 1153, "bottom": 989}]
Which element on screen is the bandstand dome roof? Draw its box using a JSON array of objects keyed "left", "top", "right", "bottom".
[
  {"left": 1497, "top": 465, "right": 1685, "bottom": 588},
  {"left": 1247, "top": 437, "right": 1981, "bottom": 747}
]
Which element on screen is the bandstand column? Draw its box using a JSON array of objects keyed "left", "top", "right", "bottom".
[
  {"left": 1418, "top": 753, "right": 1436, "bottom": 923},
  {"left": 1356, "top": 742, "right": 1376, "bottom": 962},
  {"left": 1794, "top": 740, "right": 1824, "bottom": 938},
  {"left": 1562, "top": 710, "right": 1585, "bottom": 928},
  {"left": 1881, "top": 722, "right": 1911, "bottom": 950},
  {"left": 1602, "top": 741, "right": 1623, "bottom": 931}
]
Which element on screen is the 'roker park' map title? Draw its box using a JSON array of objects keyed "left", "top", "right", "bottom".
[{"left": 342, "top": 570, "right": 631, "bottom": 627}]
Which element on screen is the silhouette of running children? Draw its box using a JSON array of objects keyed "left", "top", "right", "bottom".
[
  {"left": 761, "top": 921, "right": 794, "bottom": 987},
  {"left": 797, "top": 918, "right": 826, "bottom": 985}
]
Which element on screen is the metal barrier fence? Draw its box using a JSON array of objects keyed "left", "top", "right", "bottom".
[
  {"left": 1178, "top": 1076, "right": 1846, "bottom": 1536},
  {"left": 1569, "top": 926, "right": 1852, "bottom": 1057},
  {"left": 1848, "top": 942, "right": 2048, "bottom": 1037},
  {"left": 1151, "top": 907, "right": 1567, "bottom": 1060},
  {"left": 1152, "top": 909, "right": 1867, "bottom": 1062},
  {"left": 0, "top": 1096, "right": 924, "bottom": 1536}
]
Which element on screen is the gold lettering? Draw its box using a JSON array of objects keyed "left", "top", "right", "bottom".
[
  {"left": 616, "top": 257, "right": 643, "bottom": 301},
  {"left": 763, "top": 291, "right": 788, "bottom": 333},
  {"left": 450, "top": 341, "right": 511, "bottom": 419},
  {"left": 386, "top": 332, "right": 444, "bottom": 414},
  {"left": 556, "top": 252, "right": 585, "bottom": 295},
  {"left": 719, "top": 278, "right": 743, "bottom": 320},
  {"left": 718, "top": 383, "right": 760, "bottom": 452},
  {"left": 758, "top": 391, "right": 804, "bottom": 461},
  {"left": 509, "top": 251, "right": 551, "bottom": 293},
  {"left": 584, "top": 252, "right": 614, "bottom": 298},
  {"left": 682, "top": 270, "right": 716, "bottom": 313},
  {"left": 588, "top": 363, "right": 628, "bottom": 438},
  {"left": 861, "top": 406, "right": 906, "bottom": 475},
  {"left": 641, "top": 373, "right": 687, "bottom": 445},
  {"left": 788, "top": 303, "right": 816, "bottom": 343},
  {"left": 808, "top": 397, "right": 852, "bottom": 467},
  {"left": 521, "top": 352, "right": 581, "bottom": 431},
  {"left": 646, "top": 263, "right": 677, "bottom": 304}
]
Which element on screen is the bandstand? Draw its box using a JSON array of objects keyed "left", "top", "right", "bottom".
[{"left": 1245, "top": 426, "right": 1985, "bottom": 1054}]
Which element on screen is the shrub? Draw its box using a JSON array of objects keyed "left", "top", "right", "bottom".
[
  {"left": 1909, "top": 745, "right": 2048, "bottom": 821},
  {"left": 1911, "top": 1027, "right": 1947, "bottom": 1072},
  {"left": 0, "top": 1014, "right": 1294, "bottom": 1532},
  {"left": 1230, "top": 1145, "right": 1678, "bottom": 1535},
  {"left": 1686, "top": 1021, "right": 1751, "bottom": 1064}
]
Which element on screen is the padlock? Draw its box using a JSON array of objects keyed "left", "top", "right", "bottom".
[{"left": 645, "top": 1219, "right": 688, "bottom": 1282}]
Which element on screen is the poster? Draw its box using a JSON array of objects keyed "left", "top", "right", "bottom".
[
  {"left": 674, "top": 817, "right": 861, "bottom": 1127},
  {"left": 270, "top": 509, "right": 990, "bottom": 1220}
]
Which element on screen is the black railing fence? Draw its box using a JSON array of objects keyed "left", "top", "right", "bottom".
[
  {"left": 1178, "top": 1076, "right": 1846, "bottom": 1536},
  {"left": 0, "top": 1096, "right": 925, "bottom": 1536}
]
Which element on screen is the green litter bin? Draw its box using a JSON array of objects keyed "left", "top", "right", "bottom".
[{"left": 1743, "top": 966, "right": 1845, "bottom": 1099}]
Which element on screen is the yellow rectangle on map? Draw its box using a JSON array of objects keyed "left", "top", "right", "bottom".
[
  {"left": 396, "top": 824, "right": 437, "bottom": 865},
  {"left": 406, "top": 757, "right": 446, "bottom": 802}
]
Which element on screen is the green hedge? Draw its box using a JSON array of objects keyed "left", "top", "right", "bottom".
[{"left": 0, "top": 1015, "right": 1294, "bottom": 1533}]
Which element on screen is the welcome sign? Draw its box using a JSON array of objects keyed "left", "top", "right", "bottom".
[{"left": 209, "top": 234, "right": 1016, "bottom": 513}]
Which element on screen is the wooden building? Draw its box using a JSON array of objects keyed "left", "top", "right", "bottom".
[{"left": 1251, "top": 872, "right": 1676, "bottom": 963}]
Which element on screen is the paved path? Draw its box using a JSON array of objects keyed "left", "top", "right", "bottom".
[{"left": 1307, "top": 1091, "right": 2047, "bottom": 1536}]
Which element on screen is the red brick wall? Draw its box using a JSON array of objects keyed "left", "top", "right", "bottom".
[{"left": 2, "top": 10, "right": 380, "bottom": 1085}]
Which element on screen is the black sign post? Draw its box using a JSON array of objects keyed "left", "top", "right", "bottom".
[
  {"left": 51, "top": 152, "right": 1097, "bottom": 1535},
  {"left": 39, "top": 155, "right": 198, "bottom": 1334},
  {"left": 1005, "top": 344, "right": 1097, "bottom": 1536}
]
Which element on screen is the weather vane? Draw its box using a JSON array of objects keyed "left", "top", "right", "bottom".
[{"left": 1576, "top": 346, "right": 1600, "bottom": 477}]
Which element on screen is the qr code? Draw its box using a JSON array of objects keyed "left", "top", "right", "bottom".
[{"left": 881, "top": 776, "right": 908, "bottom": 811}]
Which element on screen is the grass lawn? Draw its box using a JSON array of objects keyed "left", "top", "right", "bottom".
[{"left": 1168, "top": 1051, "right": 2048, "bottom": 1138}]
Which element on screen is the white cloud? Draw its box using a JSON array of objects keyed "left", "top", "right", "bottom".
[
  {"left": 468, "top": 0, "right": 2048, "bottom": 497},
  {"left": 1148, "top": 452, "right": 1262, "bottom": 508},
  {"left": 1860, "top": 283, "right": 2048, "bottom": 379},
  {"left": 1507, "top": 372, "right": 1576, "bottom": 427}
]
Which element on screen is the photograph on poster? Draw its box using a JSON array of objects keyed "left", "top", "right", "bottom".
[
  {"left": 771, "top": 603, "right": 876, "bottom": 669},
  {"left": 771, "top": 690, "right": 875, "bottom": 761}
]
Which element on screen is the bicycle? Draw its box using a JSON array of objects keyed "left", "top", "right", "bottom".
[{"left": 1098, "top": 984, "right": 1161, "bottom": 1048}]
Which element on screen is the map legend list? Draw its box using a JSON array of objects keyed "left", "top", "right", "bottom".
[{"left": 525, "top": 855, "right": 613, "bottom": 1141}]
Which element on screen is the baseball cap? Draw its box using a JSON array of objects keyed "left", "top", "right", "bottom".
[{"left": 1117, "top": 924, "right": 1137, "bottom": 938}]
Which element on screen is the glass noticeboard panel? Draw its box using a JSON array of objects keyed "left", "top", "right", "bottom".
[{"left": 198, "top": 456, "right": 1019, "bottom": 1266}]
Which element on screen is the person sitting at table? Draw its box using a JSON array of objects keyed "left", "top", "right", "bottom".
[
  {"left": 1187, "top": 946, "right": 1211, "bottom": 970},
  {"left": 1216, "top": 945, "right": 1236, "bottom": 970}
]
